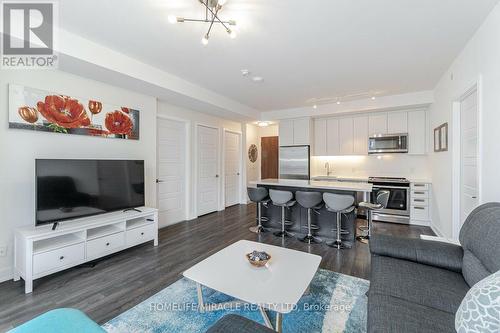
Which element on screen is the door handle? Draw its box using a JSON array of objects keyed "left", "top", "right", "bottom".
[
  {"left": 215, "top": 175, "right": 219, "bottom": 178},
  {"left": 156, "top": 179, "right": 165, "bottom": 183},
  {"left": 472, "top": 196, "right": 477, "bottom": 199},
  {"left": 237, "top": 172, "right": 240, "bottom": 176}
]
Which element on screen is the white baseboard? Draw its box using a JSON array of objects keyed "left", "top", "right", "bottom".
[
  {"left": 0, "top": 265, "right": 12, "bottom": 283},
  {"left": 430, "top": 222, "right": 445, "bottom": 237}
]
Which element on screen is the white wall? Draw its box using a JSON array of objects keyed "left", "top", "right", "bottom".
[
  {"left": 311, "top": 155, "right": 430, "bottom": 181},
  {"left": 157, "top": 102, "right": 243, "bottom": 219},
  {"left": 0, "top": 70, "right": 157, "bottom": 282},
  {"left": 429, "top": 2, "right": 500, "bottom": 238},
  {"left": 245, "top": 124, "right": 260, "bottom": 185}
]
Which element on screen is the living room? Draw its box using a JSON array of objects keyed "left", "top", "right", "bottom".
[{"left": 1, "top": 1, "right": 499, "bottom": 332}]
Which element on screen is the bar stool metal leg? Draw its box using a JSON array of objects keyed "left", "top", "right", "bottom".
[
  {"left": 274, "top": 206, "right": 294, "bottom": 238},
  {"left": 356, "top": 211, "right": 371, "bottom": 244},
  {"left": 250, "top": 202, "right": 267, "bottom": 233},
  {"left": 298, "top": 208, "right": 322, "bottom": 244},
  {"left": 326, "top": 212, "right": 352, "bottom": 249}
]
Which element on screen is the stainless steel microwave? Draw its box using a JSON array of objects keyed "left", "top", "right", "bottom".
[{"left": 368, "top": 133, "right": 408, "bottom": 154}]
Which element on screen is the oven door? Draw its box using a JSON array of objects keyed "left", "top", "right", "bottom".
[{"left": 371, "top": 185, "right": 410, "bottom": 216}]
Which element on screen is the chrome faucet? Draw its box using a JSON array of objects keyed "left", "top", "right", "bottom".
[{"left": 325, "top": 162, "right": 333, "bottom": 176}]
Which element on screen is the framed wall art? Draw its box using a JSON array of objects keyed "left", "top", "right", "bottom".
[
  {"left": 9, "top": 84, "right": 140, "bottom": 140},
  {"left": 434, "top": 122, "right": 448, "bottom": 152}
]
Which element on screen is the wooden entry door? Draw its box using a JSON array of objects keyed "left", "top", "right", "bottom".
[{"left": 261, "top": 136, "right": 279, "bottom": 179}]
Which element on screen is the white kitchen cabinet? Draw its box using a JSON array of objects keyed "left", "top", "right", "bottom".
[
  {"left": 339, "top": 118, "right": 354, "bottom": 155},
  {"left": 353, "top": 116, "right": 368, "bottom": 155},
  {"left": 410, "top": 182, "right": 432, "bottom": 225},
  {"left": 313, "top": 118, "right": 327, "bottom": 156},
  {"left": 408, "top": 110, "right": 427, "bottom": 155},
  {"left": 368, "top": 113, "right": 387, "bottom": 136},
  {"left": 279, "top": 117, "right": 312, "bottom": 146},
  {"left": 293, "top": 117, "right": 312, "bottom": 145},
  {"left": 387, "top": 112, "right": 408, "bottom": 133},
  {"left": 326, "top": 118, "right": 340, "bottom": 156},
  {"left": 279, "top": 119, "right": 294, "bottom": 146}
]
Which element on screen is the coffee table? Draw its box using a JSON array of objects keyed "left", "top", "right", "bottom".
[{"left": 183, "top": 240, "right": 322, "bottom": 332}]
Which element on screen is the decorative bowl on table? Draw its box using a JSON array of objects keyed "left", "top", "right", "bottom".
[{"left": 246, "top": 250, "right": 271, "bottom": 267}]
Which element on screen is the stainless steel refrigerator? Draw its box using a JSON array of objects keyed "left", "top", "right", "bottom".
[{"left": 279, "top": 145, "right": 310, "bottom": 180}]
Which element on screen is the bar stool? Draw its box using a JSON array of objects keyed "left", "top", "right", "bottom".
[
  {"left": 295, "top": 191, "right": 323, "bottom": 244},
  {"left": 269, "top": 189, "right": 296, "bottom": 238},
  {"left": 247, "top": 187, "right": 270, "bottom": 234},
  {"left": 357, "top": 190, "right": 390, "bottom": 244},
  {"left": 323, "top": 193, "right": 355, "bottom": 249}
]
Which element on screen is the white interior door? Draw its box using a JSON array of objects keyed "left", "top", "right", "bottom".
[
  {"left": 460, "top": 89, "right": 479, "bottom": 226},
  {"left": 157, "top": 118, "right": 186, "bottom": 227},
  {"left": 224, "top": 131, "right": 241, "bottom": 207},
  {"left": 197, "top": 125, "right": 219, "bottom": 216}
]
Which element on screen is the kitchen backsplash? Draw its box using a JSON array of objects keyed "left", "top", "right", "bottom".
[{"left": 311, "top": 155, "right": 430, "bottom": 180}]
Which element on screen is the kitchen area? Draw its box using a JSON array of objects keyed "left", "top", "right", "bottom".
[{"left": 248, "top": 108, "right": 432, "bottom": 245}]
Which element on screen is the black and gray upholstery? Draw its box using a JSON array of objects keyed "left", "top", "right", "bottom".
[
  {"left": 295, "top": 191, "right": 323, "bottom": 244},
  {"left": 269, "top": 189, "right": 296, "bottom": 238},
  {"left": 206, "top": 314, "right": 274, "bottom": 333},
  {"left": 247, "top": 187, "right": 270, "bottom": 234},
  {"left": 323, "top": 193, "right": 355, "bottom": 249},
  {"left": 357, "top": 190, "right": 389, "bottom": 243},
  {"left": 367, "top": 202, "right": 500, "bottom": 333}
]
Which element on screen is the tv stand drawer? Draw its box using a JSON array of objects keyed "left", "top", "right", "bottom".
[
  {"left": 33, "top": 242, "right": 85, "bottom": 276},
  {"left": 87, "top": 232, "right": 125, "bottom": 259},
  {"left": 126, "top": 223, "right": 155, "bottom": 247}
]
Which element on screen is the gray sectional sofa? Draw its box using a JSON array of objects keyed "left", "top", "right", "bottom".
[{"left": 367, "top": 203, "right": 500, "bottom": 333}]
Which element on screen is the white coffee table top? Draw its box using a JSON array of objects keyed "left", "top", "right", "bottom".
[{"left": 183, "top": 240, "right": 322, "bottom": 313}]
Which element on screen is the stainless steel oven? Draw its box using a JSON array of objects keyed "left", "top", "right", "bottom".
[
  {"left": 368, "top": 133, "right": 408, "bottom": 154},
  {"left": 369, "top": 177, "right": 410, "bottom": 224}
]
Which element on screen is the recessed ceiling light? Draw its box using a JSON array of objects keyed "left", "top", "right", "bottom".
[
  {"left": 313, "top": 105, "right": 317, "bottom": 109},
  {"left": 336, "top": 101, "right": 341, "bottom": 105},
  {"left": 252, "top": 76, "right": 264, "bottom": 82},
  {"left": 241, "top": 69, "right": 250, "bottom": 76},
  {"left": 371, "top": 96, "right": 376, "bottom": 100},
  {"left": 257, "top": 121, "right": 270, "bottom": 127}
]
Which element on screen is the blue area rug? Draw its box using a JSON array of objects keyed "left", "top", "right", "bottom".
[{"left": 103, "top": 269, "right": 369, "bottom": 333}]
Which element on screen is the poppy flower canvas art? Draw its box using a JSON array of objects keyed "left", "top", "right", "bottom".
[{"left": 8, "top": 84, "right": 140, "bottom": 140}]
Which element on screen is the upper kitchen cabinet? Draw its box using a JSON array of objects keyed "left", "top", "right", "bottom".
[
  {"left": 408, "top": 110, "right": 427, "bottom": 155},
  {"left": 313, "top": 118, "right": 327, "bottom": 155},
  {"left": 339, "top": 118, "right": 354, "bottom": 155},
  {"left": 368, "top": 113, "right": 387, "bottom": 136},
  {"left": 278, "top": 119, "right": 294, "bottom": 146},
  {"left": 353, "top": 116, "right": 369, "bottom": 155},
  {"left": 279, "top": 117, "right": 312, "bottom": 146},
  {"left": 326, "top": 118, "right": 340, "bottom": 155},
  {"left": 313, "top": 118, "right": 340, "bottom": 155},
  {"left": 387, "top": 112, "right": 408, "bottom": 133}
]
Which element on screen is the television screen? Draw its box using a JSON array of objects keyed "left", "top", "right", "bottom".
[{"left": 36, "top": 159, "right": 145, "bottom": 226}]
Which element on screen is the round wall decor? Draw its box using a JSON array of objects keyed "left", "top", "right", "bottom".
[{"left": 248, "top": 144, "right": 258, "bottom": 163}]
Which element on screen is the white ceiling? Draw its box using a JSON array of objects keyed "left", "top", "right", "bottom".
[{"left": 59, "top": 0, "right": 498, "bottom": 111}]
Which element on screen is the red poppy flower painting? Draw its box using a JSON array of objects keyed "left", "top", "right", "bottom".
[
  {"left": 8, "top": 84, "right": 140, "bottom": 140},
  {"left": 105, "top": 110, "right": 133, "bottom": 135},
  {"left": 36, "top": 95, "right": 91, "bottom": 128}
]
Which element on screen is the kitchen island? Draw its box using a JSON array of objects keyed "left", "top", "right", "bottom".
[{"left": 248, "top": 179, "right": 372, "bottom": 243}]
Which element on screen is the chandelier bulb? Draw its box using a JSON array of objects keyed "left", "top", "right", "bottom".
[
  {"left": 168, "top": 15, "right": 177, "bottom": 24},
  {"left": 202, "top": 35, "right": 209, "bottom": 45},
  {"left": 227, "top": 29, "right": 237, "bottom": 39}
]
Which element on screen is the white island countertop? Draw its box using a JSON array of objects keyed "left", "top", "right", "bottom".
[{"left": 249, "top": 178, "right": 373, "bottom": 192}]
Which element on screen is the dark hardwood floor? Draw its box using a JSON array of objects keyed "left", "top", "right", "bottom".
[{"left": 0, "top": 203, "right": 433, "bottom": 331}]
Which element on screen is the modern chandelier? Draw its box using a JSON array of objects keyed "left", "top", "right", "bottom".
[{"left": 168, "top": 0, "right": 237, "bottom": 45}]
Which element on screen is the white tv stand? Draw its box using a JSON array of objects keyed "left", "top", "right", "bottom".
[{"left": 14, "top": 207, "right": 158, "bottom": 293}]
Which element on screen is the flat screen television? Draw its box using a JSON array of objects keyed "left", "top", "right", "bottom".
[{"left": 36, "top": 159, "right": 145, "bottom": 226}]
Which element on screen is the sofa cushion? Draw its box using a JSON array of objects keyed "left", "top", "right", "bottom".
[
  {"left": 368, "top": 293, "right": 455, "bottom": 333},
  {"left": 370, "top": 255, "right": 469, "bottom": 313},
  {"left": 206, "top": 314, "right": 274, "bottom": 333},
  {"left": 459, "top": 203, "right": 500, "bottom": 286}
]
